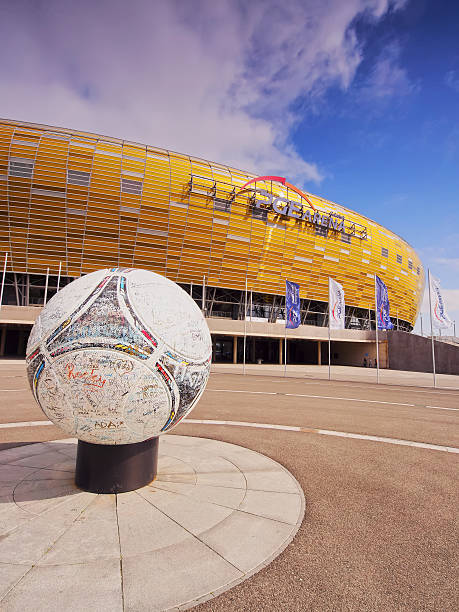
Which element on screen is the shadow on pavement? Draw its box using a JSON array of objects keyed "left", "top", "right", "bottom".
[{"left": 0, "top": 441, "right": 81, "bottom": 503}]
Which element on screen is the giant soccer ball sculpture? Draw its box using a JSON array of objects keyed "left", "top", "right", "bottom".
[{"left": 26, "top": 268, "right": 212, "bottom": 492}]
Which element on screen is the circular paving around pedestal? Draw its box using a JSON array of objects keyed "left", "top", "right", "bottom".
[{"left": 0, "top": 435, "right": 305, "bottom": 612}]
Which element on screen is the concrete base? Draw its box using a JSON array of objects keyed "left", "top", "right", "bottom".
[{"left": 0, "top": 435, "right": 304, "bottom": 611}]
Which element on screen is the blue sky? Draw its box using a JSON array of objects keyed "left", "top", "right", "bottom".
[
  {"left": 0, "top": 0, "right": 457, "bottom": 331},
  {"left": 288, "top": 0, "right": 459, "bottom": 331}
]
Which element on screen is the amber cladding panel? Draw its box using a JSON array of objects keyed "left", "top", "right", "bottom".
[{"left": 0, "top": 119, "right": 424, "bottom": 325}]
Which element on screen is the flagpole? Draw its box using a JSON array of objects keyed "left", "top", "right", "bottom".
[
  {"left": 328, "top": 277, "right": 331, "bottom": 381},
  {"left": 243, "top": 277, "right": 247, "bottom": 375},
  {"left": 202, "top": 275, "right": 206, "bottom": 315},
  {"left": 56, "top": 261, "right": 62, "bottom": 292},
  {"left": 0, "top": 253, "right": 8, "bottom": 309},
  {"left": 43, "top": 267, "right": 50, "bottom": 305},
  {"left": 427, "top": 269, "right": 436, "bottom": 388},
  {"left": 284, "top": 323, "right": 287, "bottom": 377},
  {"left": 284, "top": 282, "right": 287, "bottom": 377},
  {"left": 374, "top": 274, "right": 380, "bottom": 384},
  {"left": 0, "top": 252, "right": 8, "bottom": 311}
]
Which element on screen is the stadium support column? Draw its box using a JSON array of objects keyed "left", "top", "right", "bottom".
[
  {"left": 233, "top": 336, "right": 237, "bottom": 364},
  {"left": 317, "top": 340, "right": 321, "bottom": 365},
  {"left": 279, "top": 338, "right": 283, "bottom": 364},
  {"left": 0, "top": 327, "right": 6, "bottom": 356}
]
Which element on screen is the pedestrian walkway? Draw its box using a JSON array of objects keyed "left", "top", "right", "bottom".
[{"left": 211, "top": 363, "right": 459, "bottom": 389}]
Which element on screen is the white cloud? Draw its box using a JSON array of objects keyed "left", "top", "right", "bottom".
[
  {"left": 432, "top": 257, "right": 459, "bottom": 271},
  {"left": 0, "top": 0, "right": 407, "bottom": 185},
  {"left": 360, "top": 42, "right": 417, "bottom": 101},
  {"left": 445, "top": 70, "right": 459, "bottom": 93}
]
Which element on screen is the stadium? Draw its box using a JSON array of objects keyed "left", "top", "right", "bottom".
[{"left": 0, "top": 119, "right": 424, "bottom": 365}]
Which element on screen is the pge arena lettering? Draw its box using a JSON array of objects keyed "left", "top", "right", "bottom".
[
  {"left": 65, "top": 362, "right": 106, "bottom": 389},
  {"left": 253, "top": 189, "right": 366, "bottom": 237}
]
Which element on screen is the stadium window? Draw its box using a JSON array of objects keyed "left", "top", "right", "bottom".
[
  {"left": 213, "top": 197, "right": 231, "bottom": 213},
  {"left": 341, "top": 233, "right": 351, "bottom": 244},
  {"left": 121, "top": 178, "right": 142, "bottom": 195},
  {"left": 381, "top": 247, "right": 388, "bottom": 258},
  {"left": 251, "top": 207, "right": 267, "bottom": 222},
  {"left": 8, "top": 158, "right": 34, "bottom": 179},
  {"left": 396, "top": 254, "right": 402, "bottom": 264},
  {"left": 67, "top": 169, "right": 90, "bottom": 187},
  {"left": 408, "top": 260, "right": 413, "bottom": 270},
  {"left": 315, "top": 225, "right": 328, "bottom": 238},
  {"left": 417, "top": 266, "right": 420, "bottom": 275}
]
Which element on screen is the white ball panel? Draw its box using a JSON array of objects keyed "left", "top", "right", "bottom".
[
  {"left": 42, "top": 351, "right": 171, "bottom": 444},
  {"left": 127, "top": 269, "right": 212, "bottom": 361}
]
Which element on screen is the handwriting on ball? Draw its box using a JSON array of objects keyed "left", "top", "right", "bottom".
[{"left": 65, "top": 362, "right": 106, "bottom": 389}]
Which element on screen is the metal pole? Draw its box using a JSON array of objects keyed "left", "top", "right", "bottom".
[
  {"left": 202, "top": 276, "right": 206, "bottom": 315},
  {"left": 56, "top": 261, "right": 62, "bottom": 292},
  {"left": 43, "top": 267, "right": 50, "bottom": 305},
  {"left": 420, "top": 313, "right": 423, "bottom": 337},
  {"left": 328, "top": 277, "right": 331, "bottom": 381},
  {"left": 13, "top": 273, "right": 19, "bottom": 306},
  {"left": 284, "top": 324, "right": 287, "bottom": 377},
  {"left": 427, "top": 269, "right": 436, "bottom": 388},
  {"left": 190, "top": 281, "right": 193, "bottom": 297},
  {"left": 374, "top": 275, "right": 380, "bottom": 384},
  {"left": 250, "top": 290, "right": 253, "bottom": 322},
  {"left": 454, "top": 320, "right": 456, "bottom": 338},
  {"left": 396, "top": 309, "right": 399, "bottom": 331},
  {"left": 243, "top": 277, "right": 247, "bottom": 375},
  {"left": 0, "top": 252, "right": 8, "bottom": 311},
  {"left": 368, "top": 305, "right": 371, "bottom": 330}
]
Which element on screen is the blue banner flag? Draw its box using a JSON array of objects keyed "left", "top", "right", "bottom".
[
  {"left": 285, "top": 280, "right": 301, "bottom": 329},
  {"left": 375, "top": 275, "right": 394, "bottom": 330}
]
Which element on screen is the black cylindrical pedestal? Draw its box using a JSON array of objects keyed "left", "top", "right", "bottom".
[{"left": 75, "top": 437, "right": 159, "bottom": 494}]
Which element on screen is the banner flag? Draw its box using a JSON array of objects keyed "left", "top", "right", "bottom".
[
  {"left": 375, "top": 275, "right": 394, "bottom": 330},
  {"left": 429, "top": 273, "right": 451, "bottom": 329},
  {"left": 329, "top": 277, "right": 345, "bottom": 330},
  {"left": 285, "top": 280, "right": 301, "bottom": 329}
]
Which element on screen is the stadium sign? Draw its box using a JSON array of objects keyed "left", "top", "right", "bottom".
[
  {"left": 238, "top": 175, "right": 367, "bottom": 239},
  {"left": 253, "top": 188, "right": 347, "bottom": 232}
]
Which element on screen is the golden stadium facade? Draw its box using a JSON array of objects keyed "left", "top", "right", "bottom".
[{"left": 0, "top": 118, "right": 424, "bottom": 360}]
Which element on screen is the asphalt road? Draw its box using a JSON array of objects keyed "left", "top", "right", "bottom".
[{"left": 0, "top": 362, "right": 458, "bottom": 611}]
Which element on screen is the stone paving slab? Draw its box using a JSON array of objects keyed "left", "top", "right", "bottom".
[{"left": 0, "top": 435, "right": 304, "bottom": 611}]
